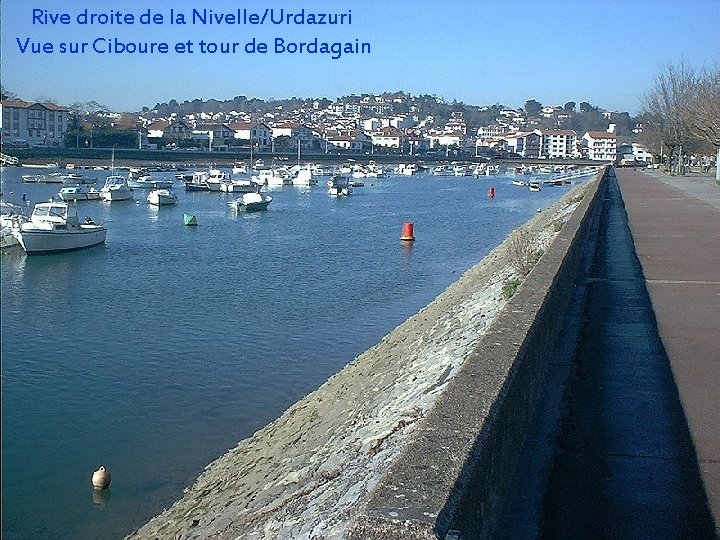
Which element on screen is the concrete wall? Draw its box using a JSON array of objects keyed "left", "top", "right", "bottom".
[{"left": 349, "top": 167, "right": 609, "bottom": 539}]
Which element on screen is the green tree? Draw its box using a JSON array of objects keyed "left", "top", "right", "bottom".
[{"left": 524, "top": 99, "right": 543, "bottom": 116}]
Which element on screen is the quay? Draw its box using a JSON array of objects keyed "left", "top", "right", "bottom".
[{"left": 128, "top": 166, "right": 719, "bottom": 539}]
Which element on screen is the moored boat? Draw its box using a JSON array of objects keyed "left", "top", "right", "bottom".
[
  {"left": 226, "top": 191, "right": 272, "bottom": 212},
  {"left": 128, "top": 174, "right": 173, "bottom": 189},
  {"left": 58, "top": 184, "right": 101, "bottom": 201},
  {"left": 327, "top": 175, "right": 353, "bottom": 196},
  {"left": 12, "top": 200, "right": 106, "bottom": 254},
  {"left": 147, "top": 189, "right": 179, "bottom": 206},
  {"left": 61, "top": 172, "right": 97, "bottom": 184},
  {"left": 220, "top": 178, "right": 262, "bottom": 193},
  {"left": 100, "top": 175, "right": 133, "bottom": 201}
]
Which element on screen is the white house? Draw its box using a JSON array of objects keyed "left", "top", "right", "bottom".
[
  {"left": 371, "top": 126, "right": 408, "bottom": 150},
  {"left": 427, "top": 131, "right": 464, "bottom": 150},
  {"left": 541, "top": 129, "right": 578, "bottom": 159},
  {"left": 1, "top": 99, "right": 69, "bottom": 147},
  {"left": 230, "top": 121, "right": 272, "bottom": 148},
  {"left": 582, "top": 131, "right": 617, "bottom": 161}
]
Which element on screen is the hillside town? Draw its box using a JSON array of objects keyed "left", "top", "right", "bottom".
[{"left": 0, "top": 90, "right": 667, "bottom": 165}]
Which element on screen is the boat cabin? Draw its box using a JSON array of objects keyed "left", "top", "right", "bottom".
[{"left": 31, "top": 201, "right": 80, "bottom": 227}]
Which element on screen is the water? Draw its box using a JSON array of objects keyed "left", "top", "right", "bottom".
[{"left": 1, "top": 165, "right": 584, "bottom": 539}]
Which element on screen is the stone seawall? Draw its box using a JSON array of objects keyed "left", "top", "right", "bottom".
[
  {"left": 349, "top": 168, "right": 607, "bottom": 539},
  {"left": 128, "top": 168, "right": 606, "bottom": 539}
]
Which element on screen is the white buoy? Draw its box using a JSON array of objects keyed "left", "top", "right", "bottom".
[{"left": 92, "top": 466, "right": 111, "bottom": 490}]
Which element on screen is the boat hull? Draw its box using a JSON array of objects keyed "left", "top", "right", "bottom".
[{"left": 14, "top": 227, "right": 107, "bottom": 254}]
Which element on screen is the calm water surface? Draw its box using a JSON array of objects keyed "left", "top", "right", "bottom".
[{"left": 1, "top": 164, "right": 585, "bottom": 539}]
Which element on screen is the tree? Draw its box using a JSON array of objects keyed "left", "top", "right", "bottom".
[
  {"left": 641, "top": 61, "right": 698, "bottom": 174},
  {"left": 686, "top": 66, "right": 720, "bottom": 181},
  {"left": 564, "top": 101, "right": 576, "bottom": 113},
  {"left": 524, "top": 99, "right": 543, "bottom": 116},
  {"left": 579, "top": 101, "right": 595, "bottom": 114}
]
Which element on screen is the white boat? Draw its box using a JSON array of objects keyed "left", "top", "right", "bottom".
[
  {"left": 512, "top": 180, "right": 529, "bottom": 187},
  {"left": 232, "top": 162, "right": 248, "bottom": 175},
  {"left": 205, "top": 169, "right": 229, "bottom": 191},
  {"left": 1, "top": 201, "right": 26, "bottom": 250},
  {"left": 58, "top": 184, "right": 101, "bottom": 201},
  {"left": 327, "top": 175, "right": 353, "bottom": 196},
  {"left": 227, "top": 191, "right": 272, "bottom": 212},
  {"left": 61, "top": 172, "right": 96, "bottom": 184},
  {"left": 253, "top": 168, "right": 292, "bottom": 186},
  {"left": 22, "top": 174, "right": 47, "bottom": 183},
  {"left": 12, "top": 201, "right": 106, "bottom": 254},
  {"left": 396, "top": 163, "right": 419, "bottom": 175},
  {"left": 128, "top": 174, "right": 173, "bottom": 189},
  {"left": 220, "top": 178, "right": 261, "bottom": 193},
  {"left": 100, "top": 175, "right": 133, "bottom": 201},
  {"left": 184, "top": 171, "right": 211, "bottom": 191},
  {"left": 147, "top": 189, "right": 179, "bottom": 206},
  {"left": 292, "top": 167, "right": 317, "bottom": 186},
  {"left": 528, "top": 182, "right": 542, "bottom": 192}
]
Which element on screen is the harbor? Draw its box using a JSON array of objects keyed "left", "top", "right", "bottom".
[{"left": 0, "top": 163, "right": 590, "bottom": 539}]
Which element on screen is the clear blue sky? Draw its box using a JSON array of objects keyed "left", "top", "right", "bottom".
[{"left": 1, "top": 0, "right": 718, "bottom": 114}]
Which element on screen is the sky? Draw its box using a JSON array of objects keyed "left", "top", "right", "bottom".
[{"left": 1, "top": 0, "right": 718, "bottom": 114}]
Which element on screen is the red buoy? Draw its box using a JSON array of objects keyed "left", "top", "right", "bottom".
[
  {"left": 488, "top": 186, "right": 496, "bottom": 199},
  {"left": 400, "top": 222, "right": 415, "bottom": 241}
]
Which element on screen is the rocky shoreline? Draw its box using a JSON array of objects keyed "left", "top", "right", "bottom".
[{"left": 127, "top": 180, "right": 593, "bottom": 539}]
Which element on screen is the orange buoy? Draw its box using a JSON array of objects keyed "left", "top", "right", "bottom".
[
  {"left": 400, "top": 222, "right": 415, "bottom": 241},
  {"left": 488, "top": 186, "right": 496, "bottom": 199}
]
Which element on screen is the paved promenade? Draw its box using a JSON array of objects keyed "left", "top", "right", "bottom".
[
  {"left": 616, "top": 167, "right": 720, "bottom": 532},
  {"left": 498, "top": 167, "right": 718, "bottom": 538}
]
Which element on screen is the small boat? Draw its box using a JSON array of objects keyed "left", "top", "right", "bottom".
[
  {"left": 99, "top": 149, "right": 133, "bottom": 202},
  {"left": 61, "top": 172, "right": 96, "bottom": 184},
  {"left": 253, "top": 168, "right": 292, "bottom": 187},
  {"left": 100, "top": 175, "right": 133, "bottom": 201},
  {"left": 128, "top": 174, "right": 173, "bottom": 189},
  {"left": 22, "top": 174, "right": 47, "bottom": 183},
  {"left": 58, "top": 184, "right": 101, "bottom": 201},
  {"left": 232, "top": 162, "right": 248, "bottom": 175},
  {"left": 227, "top": 192, "right": 272, "bottom": 212},
  {"left": 512, "top": 180, "right": 529, "bottom": 187},
  {"left": 205, "top": 169, "right": 229, "bottom": 191},
  {"left": 1, "top": 201, "right": 26, "bottom": 250},
  {"left": 291, "top": 167, "right": 317, "bottom": 186},
  {"left": 327, "top": 175, "right": 353, "bottom": 197},
  {"left": 147, "top": 189, "right": 179, "bottom": 206},
  {"left": 183, "top": 213, "right": 198, "bottom": 226},
  {"left": 184, "top": 171, "right": 211, "bottom": 191},
  {"left": 528, "top": 182, "right": 541, "bottom": 192},
  {"left": 11, "top": 200, "right": 106, "bottom": 254},
  {"left": 220, "top": 179, "right": 262, "bottom": 193}
]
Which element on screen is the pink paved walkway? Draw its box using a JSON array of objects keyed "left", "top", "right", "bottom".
[{"left": 616, "top": 168, "right": 720, "bottom": 532}]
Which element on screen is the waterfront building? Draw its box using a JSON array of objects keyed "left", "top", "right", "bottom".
[
  {"left": 582, "top": 130, "right": 618, "bottom": 161},
  {"left": 540, "top": 129, "right": 578, "bottom": 159},
  {"left": 146, "top": 120, "right": 193, "bottom": 145},
  {"left": 427, "top": 131, "right": 466, "bottom": 152},
  {"left": 270, "top": 121, "right": 316, "bottom": 148},
  {"left": 504, "top": 130, "right": 542, "bottom": 158},
  {"left": 371, "top": 126, "right": 408, "bottom": 150},
  {"left": 192, "top": 123, "right": 234, "bottom": 151},
  {"left": 1, "top": 99, "right": 69, "bottom": 147},
  {"left": 230, "top": 121, "right": 273, "bottom": 149},
  {"left": 477, "top": 124, "right": 509, "bottom": 139}
]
